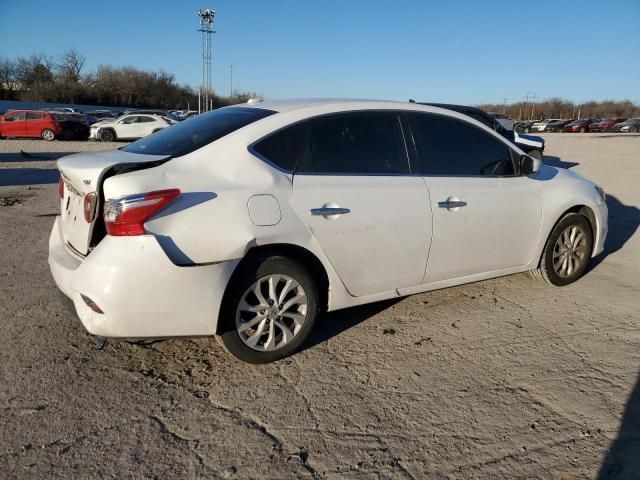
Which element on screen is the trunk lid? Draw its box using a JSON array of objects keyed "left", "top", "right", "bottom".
[{"left": 58, "top": 149, "right": 170, "bottom": 256}]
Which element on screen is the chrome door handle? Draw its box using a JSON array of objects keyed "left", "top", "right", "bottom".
[
  {"left": 438, "top": 200, "right": 467, "bottom": 209},
  {"left": 310, "top": 207, "right": 351, "bottom": 216}
]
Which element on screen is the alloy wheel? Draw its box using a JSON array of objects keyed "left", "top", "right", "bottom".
[
  {"left": 552, "top": 225, "right": 588, "bottom": 278},
  {"left": 235, "top": 274, "right": 308, "bottom": 351}
]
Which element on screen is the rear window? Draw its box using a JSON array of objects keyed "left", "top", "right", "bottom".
[{"left": 123, "top": 107, "right": 276, "bottom": 157}]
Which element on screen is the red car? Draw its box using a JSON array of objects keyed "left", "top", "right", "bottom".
[
  {"left": 0, "top": 110, "right": 89, "bottom": 141},
  {"left": 590, "top": 117, "right": 627, "bottom": 132},
  {"left": 563, "top": 118, "right": 600, "bottom": 133}
]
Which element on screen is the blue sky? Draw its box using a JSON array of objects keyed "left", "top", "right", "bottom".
[{"left": 1, "top": 0, "right": 639, "bottom": 104}]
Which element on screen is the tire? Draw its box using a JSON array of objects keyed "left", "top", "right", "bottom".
[
  {"left": 99, "top": 129, "right": 115, "bottom": 142},
  {"left": 216, "top": 256, "right": 319, "bottom": 363},
  {"left": 528, "top": 149, "right": 543, "bottom": 160},
  {"left": 41, "top": 129, "right": 55, "bottom": 141},
  {"left": 530, "top": 213, "right": 593, "bottom": 286},
  {"left": 579, "top": 127, "right": 586, "bottom": 133},
  {"left": 632, "top": 127, "right": 639, "bottom": 133}
]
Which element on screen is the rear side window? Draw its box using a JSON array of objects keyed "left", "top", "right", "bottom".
[
  {"left": 123, "top": 107, "right": 275, "bottom": 157},
  {"left": 297, "top": 112, "right": 409, "bottom": 175},
  {"left": 409, "top": 113, "right": 514, "bottom": 176},
  {"left": 138, "top": 116, "right": 155, "bottom": 123},
  {"left": 26, "top": 112, "right": 44, "bottom": 120},
  {"left": 252, "top": 122, "right": 307, "bottom": 172}
]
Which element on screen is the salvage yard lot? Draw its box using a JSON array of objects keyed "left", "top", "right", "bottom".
[{"left": 0, "top": 134, "right": 639, "bottom": 479}]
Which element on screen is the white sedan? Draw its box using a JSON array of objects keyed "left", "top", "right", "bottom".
[
  {"left": 49, "top": 99, "right": 608, "bottom": 363},
  {"left": 89, "top": 114, "right": 175, "bottom": 142}
]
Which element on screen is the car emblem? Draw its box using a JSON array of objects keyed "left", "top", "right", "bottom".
[{"left": 83, "top": 180, "right": 91, "bottom": 185}]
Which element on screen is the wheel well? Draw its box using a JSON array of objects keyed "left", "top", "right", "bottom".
[
  {"left": 100, "top": 127, "right": 116, "bottom": 137},
  {"left": 216, "top": 243, "right": 330, "bottom": 334},
  {"left": 539, "top": 205, "right": 597, "bottom": 265}
]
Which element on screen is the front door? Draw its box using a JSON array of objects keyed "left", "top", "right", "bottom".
[
  {"left": 291, "top": 111, "right": 432, "bottom": 297},
  {"left": 406, "top": 112, "right": 542, "bottom": 283}
]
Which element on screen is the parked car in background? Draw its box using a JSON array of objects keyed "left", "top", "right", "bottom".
[
  {"left": 0, "top": 110, "right": 88, "bottom": 140},
  {"left": 419, "top": 103, "right": 545, "bottom": 159},
  {"left": 488, "top": 112, "right": 514, "bottom": 130},
  {"left": 515, "top": 120, "right": 540, "bottom": 133},
  {"left": 545, "top": 119, "right": 574, "bottom": 132},
  {"left": 49, "top": 99, "right": 608, "bottom": 363},
  {"left": 118, "top": 109, "right": 180, "bottom": 121},
  {"left": 86, "top": 110, "right": 118, "bottom": 120},
  {"left": 44, "top": 107, "right": 81, "bottom": 114},
  {"left": 89, "top": 113, "right": 176, "bottom": 141},
  {"left": 65, "top": 112, "right": 99, "bottom": 126},
  {"left": 530, "top": 119, "right": 563, "bottom": 132},
  {"left": 564, "top": 119, "right": 600, "bottom": 133},
  {"left": 590, "top": 118, "right": 627, "bottom": 132},
  {"left": 613, "top": 118, "right": 640, "bottom": 133}
]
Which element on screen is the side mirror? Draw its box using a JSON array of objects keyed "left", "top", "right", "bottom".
[{"left": 520, "top": 154, "right": 542, "bottom": 175}]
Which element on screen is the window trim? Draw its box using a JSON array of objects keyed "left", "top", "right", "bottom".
[
  {"left": 248, "top": 109, "right": 419, "bottom": 177},
  {"left": 405, "top": 111, "right": 521, "bottom": 178}
]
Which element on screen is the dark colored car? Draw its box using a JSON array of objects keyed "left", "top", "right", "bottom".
[
  {"left": 514, "top": 120, "right": 540, "bottom": 133},
  {"left": 613, "top": 118, "right": 640, "bottom": 133},
  {"left": 417, "top": 102, "right": 545, "bottom": 158},
  {"left": 85, "top": 110, "right": 118, "bottom": 120},
  {"left": 563, "top": 119, "right": 600, "bottom": 133},
  {"left": 590, "top": 117, "right": 627, "bottom": 132},
  {"left": 545, "top": 119, "right": 574, "bottom": 132}
]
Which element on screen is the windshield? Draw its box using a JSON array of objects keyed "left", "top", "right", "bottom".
[{"left": 123, "top": 107, "right": 276, "bottom": 157}]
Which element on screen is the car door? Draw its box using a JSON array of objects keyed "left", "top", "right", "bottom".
[
  {"left": 114, "top": 115, "right": 140, "bottom": 139},
  {"left": 406, "top": 112, "right": 542, "bottom": 283},
  {"left": 136, "top": 115, "right": 159, "bottom": 137},
  {"left": 2, "top": 112, "right": 26, "bottom": 137},
  {"left": 290, "top": 111, "right": 432, "bottom": 297},
  {"left": 25, "top": 111, "right": 46, "bottom": 138}
]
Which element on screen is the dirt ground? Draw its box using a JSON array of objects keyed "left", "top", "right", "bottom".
[{"left": 0, "top": 134, "right": 638, "bottom": 479}]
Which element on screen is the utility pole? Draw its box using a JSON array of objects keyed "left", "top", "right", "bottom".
[
  {"left": 197, "top": 9, "right": 215, "bottom": 113},
  {"left": 230, "top": 64, "right": 234, "bottom": 98}
]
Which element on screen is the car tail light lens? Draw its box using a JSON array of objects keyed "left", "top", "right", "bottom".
[
  {"left": 58, "top": 176, "right": 64, "bottom": 199},
  {"left": 104, "top": 189, "right": 181, "bottom": 236},
  {"left": 84, "top": 192, "right": 98, "bottom": 223}
]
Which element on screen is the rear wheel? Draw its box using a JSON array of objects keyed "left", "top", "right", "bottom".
[
  {"left": 41, "top": 129, "right": 55, "bottom": 141},
  {"left": 217, "top": 256, "right": 319, "bottom": 363},
  {"left": 99, "top": 129, "right": 115, "bottom": 142},
  {"left": 531, "top": 213, "right": 593, "bottom": 286}
]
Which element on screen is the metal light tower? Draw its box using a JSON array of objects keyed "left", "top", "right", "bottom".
[{"left": 197, "top": 8, "right": 215, "bottom": 113}]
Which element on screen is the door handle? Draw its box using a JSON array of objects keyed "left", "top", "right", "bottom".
[
  {"left": 438, "top": 200, "right": 467, "bottom": 209},
  {"left": 310, "top": 207, "right": 351, "bottom": 216}
]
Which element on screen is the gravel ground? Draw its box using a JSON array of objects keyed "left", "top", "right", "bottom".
[{"left": 0, "top": 134, "right": 639, "bottom": 479}]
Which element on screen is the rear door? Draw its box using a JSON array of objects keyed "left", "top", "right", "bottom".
[
  {"left": 407, "top": 112, "right": 542, "bottom": 283},
  {"left": 25, "top": 111, "right": 46, "bottom": 138},
  {"left": 290, "top": 111, "right": 432, "bottom": 297}
]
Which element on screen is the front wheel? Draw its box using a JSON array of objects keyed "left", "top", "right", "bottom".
[
  {"left": 579, "top": 127, "right": 586, "bottom": 133},
  {"left": 99, "top": 129, "right": 115, "bottom": 142},
  {"left": 531, "top": 213, "right": 593, "bottom": 286},
  {"left": 41, "top": 129, "right": 55, "bottom": 141},
  {"left": 217, "top": 256, "right": 319, "bottom": 363}
]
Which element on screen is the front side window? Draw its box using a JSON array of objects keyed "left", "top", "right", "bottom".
[
  {"left": 4, "top": 112, "right": 26, "bottom": 122},
  {"left": 120, "top": 116, "right": 139, "bottom": 124},
  {"left": 252, "top": 122, "right": 307, "bottom": 172},
  {"left": 408, "top": 113, "right": 515, "bottom": 176},
  {"left": 297, "top": 112, "right": 409, "bottom": 175},
  {"left": 123, "top": 106, "right": 275, "bottom": 157}
]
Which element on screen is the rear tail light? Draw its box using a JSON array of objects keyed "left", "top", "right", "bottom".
[
  {"left": 58, "top": 175, "right": 64, "bottom": 199},
  {"left": 84, "top": 192, "right": 98, "bottom": 223},
  {"left": 104, "top": 189, "right": 181, "bottom": 236}
]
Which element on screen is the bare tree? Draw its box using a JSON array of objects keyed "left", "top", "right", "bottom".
[{"left": 57, "top": 49, "right": 86, "bottom": 83}]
